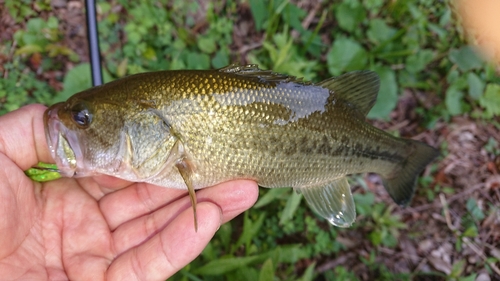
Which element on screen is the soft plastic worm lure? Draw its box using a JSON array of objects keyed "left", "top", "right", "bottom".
[{"left": 25, "top": 162, "right": 61, "bottom": 182}]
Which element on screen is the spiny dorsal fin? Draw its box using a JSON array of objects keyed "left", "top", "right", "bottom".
[
  {"left": 218, "top": 64, "right": 312, "bottom": 85},
  {"left": 317, "top": 70, "right": 380, "bottom": 116}
]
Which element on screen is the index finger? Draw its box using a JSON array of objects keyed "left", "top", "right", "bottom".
[{"left": 0, "top": 104, "right": 53, "bottom": 170}]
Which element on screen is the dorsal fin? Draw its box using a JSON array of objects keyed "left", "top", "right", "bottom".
[
  {"left": 317, "top": 70, "right": 380, "bottom": 116},
  {"left": 218, "top": 64, "right": 312, "bottom": 85}
]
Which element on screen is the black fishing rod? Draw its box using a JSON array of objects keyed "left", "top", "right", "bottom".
[{"left": 85, "top": 0, "right": 103, "bottom": 87}]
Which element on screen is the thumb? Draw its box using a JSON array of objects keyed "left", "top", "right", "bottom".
[{"left": 0, "top": 104, "right": 52, "bottom": 170}]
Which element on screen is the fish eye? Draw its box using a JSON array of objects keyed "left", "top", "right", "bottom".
[{"left": 70, "top": 103, "right": 92, "bottom": 128}]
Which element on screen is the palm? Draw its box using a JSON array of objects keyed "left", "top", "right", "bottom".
[{"left": 0, "top": 105, "right": 258, "bottom": 280}]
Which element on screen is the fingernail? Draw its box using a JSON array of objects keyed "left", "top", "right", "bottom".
[{"left": 216, "top": 207, "right": 223, "bottom": 231}]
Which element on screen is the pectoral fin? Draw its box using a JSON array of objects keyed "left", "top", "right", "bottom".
[
  {"left": 176, "top": 159, "right": 198, "bottom": 232},
  {"left": 171, "top": 140, "right": 198, "bottom": 232},
  {"left": 298, "top": 177, "right": 356, "bottom": 227}
]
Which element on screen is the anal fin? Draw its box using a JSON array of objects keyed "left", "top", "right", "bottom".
[{"left": 298, "top": 177, "right": 356, "bottom": 227}]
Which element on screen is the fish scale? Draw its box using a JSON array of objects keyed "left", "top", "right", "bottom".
[
  {"left": 43, "top": 64, "right": 439, "bottom": 228},
  {"left": 174, "top": 102, "right": 397, "bottom": 188}
]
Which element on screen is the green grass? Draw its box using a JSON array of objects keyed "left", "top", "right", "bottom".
[{"left": 1, "top": 0, "right": 499, "bottom": 280}]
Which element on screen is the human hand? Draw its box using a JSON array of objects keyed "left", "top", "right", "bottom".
[{"left": 0, "top": 104, "right": 259, "bottom": 280}]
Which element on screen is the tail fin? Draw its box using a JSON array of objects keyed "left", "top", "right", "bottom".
[{"left": 382, "top": 140, "right": 439, "bottom": 206}]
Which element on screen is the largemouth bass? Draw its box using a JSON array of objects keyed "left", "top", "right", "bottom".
[{"left": 44, "top": 64, "right": 439, "bottom": 228}]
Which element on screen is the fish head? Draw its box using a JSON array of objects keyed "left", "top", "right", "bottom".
[{"left": 44, "top": 95, "right": 126, "bottom": 178}]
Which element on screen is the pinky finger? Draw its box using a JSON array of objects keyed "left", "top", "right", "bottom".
[{"left": 106, "top": 202, "right": 222, "bottom": 280}]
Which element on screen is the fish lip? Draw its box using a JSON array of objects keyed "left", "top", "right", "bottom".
[{"left": 44, "top": 103, "right": 84, "bottom": 178}]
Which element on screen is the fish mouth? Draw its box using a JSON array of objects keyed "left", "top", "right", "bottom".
[{"left": 44, "top": 103, "right": 85, "bottom": 177}]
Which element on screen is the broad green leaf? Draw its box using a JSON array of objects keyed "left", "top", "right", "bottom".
[
  {"left": 367, "top": 66, "right": 398, "bottom": 119},
  {"left": 363, "top": 0, "right": 384, "bottom": 11},
  {"left": 212, "top": 49, "right": 229, "bottom": 68},
  {"left": 406, "top": 49, "right": 435, "bottom": 73},
  {"left": 466, "top": 198, "right": 485, "bottom": 221},
  {"left": 197, "top": 36, "right": 216, "bottom": 54},
  {"left": 299, "top": 262, "right": 316, "bottom": 281},
  {"left": 407, "top": 3, "right": 423, "bottom": 21},
  {"left": 368, "top": 230, "right": 383, "bottom": 246},
  {"left": 467, "top": 72, "right": 485, "bottom": 100},
  {"left": 353, "top": 192, "right": 375, "bottom": 216},
  {"left": 124, "top": 23, "right": 142, "bottom": 44},
  {"left": 450, "top": 259, "right": 465, "bottom": 277},
  {"left": 59, "top": 66, "right": 93, "bottom": 96},
  {"left": 21, "top": 32, "right": 45, "bottom": 47},
  {"left": 299, "top": 28, "right": 323, "bottom": 57},
  {"left": 14, "top": 44, "right": 43, "bottom": 56},
  {"left": 446, "top": 68, "right": 460, "bottom": 84},
  {"left": 445, "top": 84, "right": 464, "bottom": 116},
  {"left": 142, "top": 46, "right": 156, "bottom": 61},
  {"left": 327, "top": 37, "right": 368, "bottom": 76},
  {"left": 483, "top": 137, "right": 499, "bottom": 154},
  {"left": 177, "top": 27, "right": 196, "bottom": 45},
  {"left": 46, "top": 16, "right": 59, "bottom": 29},
  {"left": 448, "top": 46, "right": 484, "bottom": 72},
  {"left": 273, "top": 244, "right": 309, "bottom": 264},
  {"left": 381, "top": 231, "right": 398, "bottom": 247},
  {"left": 280, "top": 3, "right": 306, "bottom": 32},
  {"left": 187, "top": 52, "right": 210, "bottom": 69},
  {"left": 26, "top": 18, "right": 44, "bottom": 33},
  {"left": 258, "top": 258, "right": 274, "bottom": 281},
  {"left": 367, "top": 19, "right": 396, "bottom": 45},
  {"left": 250, "top": 0, "right": 268, "bottom": 31},
  {"left": 479, "top": 83, "right": 500, "bottom": 118},
  {"left": 427, "top": 23, "right": 447, "bottom": 40},
  {"left": 126, "top": 63, "right": 147, "bottom": 75},
  {"left": 170, "top": 57, "right": 186, "bottom": 70},
  {"left": 335, "top": 1, "right": 366, "bottom": 32},
  {"left": 279, "top": 190, "right": 302, "bottom": 225},
  {"left": 126, "top": 31, "right": 141, "bottom": 44},
  {"left": 98, "top": 2, "right": 111, "bottom": 13},
  {"left": 463, "top": 226, "right": 478, "bottom": 237},
  {"left": 439, "top": 8, "right": 452, "bottom": 26},
  {"left": 55, "top": 63, "right": 112, "bottom": 102},
  {"left": 447, "top": 71, "right": 468, "bottom": 90}
]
